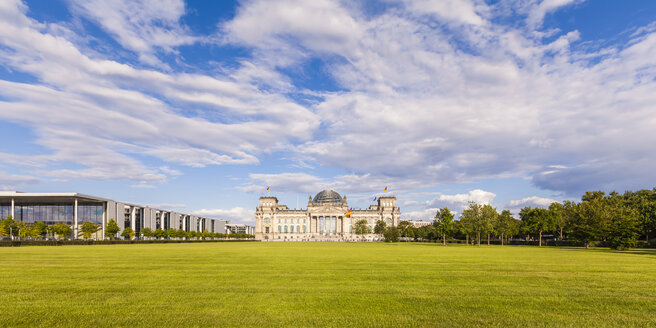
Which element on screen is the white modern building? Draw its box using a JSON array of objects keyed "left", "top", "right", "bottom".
[
  {"left": 226, "top": 224, "right": 255, "bottom": 235},
  {"left": 0, "top": 191, "right": 227, "bottom": 239},
  {"left": 255, "top": 190, "right": 401, "bottom": 241}
]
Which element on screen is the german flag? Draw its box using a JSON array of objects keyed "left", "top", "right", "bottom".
[
  {"left": 266, "top": 186, "right": 270, "bottom": 192},
  {"left": 383, "top": 186, "right": 388, "bottom": 192},
  {"left": 345, "top": 209, "right": 353, "bottom": 217}
]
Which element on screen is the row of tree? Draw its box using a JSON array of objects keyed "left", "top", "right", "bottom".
[
  {"left": 396, "top": 188, "right": 656, "bottom": 250},
  {"left": 0, "top": 217, "right": 254, "bottom": 240}
]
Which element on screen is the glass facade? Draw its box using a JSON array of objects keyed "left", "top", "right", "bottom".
[{"left": 0, "top": 203, "right": 102, "bottom": 225}]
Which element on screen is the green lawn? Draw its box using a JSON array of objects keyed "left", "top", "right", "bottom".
[{"left": 1, "top": 243, "right": 655, "bottom": 327}]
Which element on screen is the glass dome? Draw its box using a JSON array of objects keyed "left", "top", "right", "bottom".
[{"left": 312, "top": 190, "right": 343, "bottom": 205}]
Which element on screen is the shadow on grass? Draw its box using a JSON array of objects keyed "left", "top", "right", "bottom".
[{"left": 552, "top": 246, "right": 656, "bottom": 257}]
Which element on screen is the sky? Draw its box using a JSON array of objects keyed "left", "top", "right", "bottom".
[{"left": 1, "top": 0, "right": 655, "bottom": 224}]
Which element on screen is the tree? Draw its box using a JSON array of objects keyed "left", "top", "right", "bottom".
[
  {"left": 481, "top": 205, "right": 498, "bottom": 245},
  {"left": 519, "top": 207, "right": 555, "bottom": 246},
  {"left": 32, "top": 221, "right": 48, "bottom": 239},
  {"left": 397, "top": 221, "right": 414, "bottom": 240},
  {"left": 141, "top": 227, "right": 154, "bottom": 239},
  {"left": 353, "top": 219, "right": 370, "bottom": 235},
  {"left": 153, "top": 228, "right": 167, "bottom": 239},
  {"left": 0, "top": 224, "right": 7, "bottom": 237},
  {"left": 434, "top": 207, "right": 454, "bottom": 245},
  {"left": 495, "top": 210, "right": 516, "bottom": 245},
  {"left": 461, "top": 203, "right": 483, "bottom": 246},
  {"left": 459, "top": 207, "right": 476, "bottom": 245},
  {"left": 80, "top": 222, "right": 99, "bottom": 239},
  {"left": 105, "top": 219, "right": 120, "bottom": 239},
  {"left": 1, "top": 216, "right": 18, "bottom": 238},
  {"left": 50, "top": 224, "right": 72, "bottom": 239},
  {"left": 121, "top": 227, "right": 134, "bottom": 240},
  {"left": 17, "top": 221, "right": 30, "bottom": 238},
  {"left": 374, "top": 220, "right": 386, "bottom": 234},
  {"left": 383, "top": 226, "right": 400, "bottom": 242}
]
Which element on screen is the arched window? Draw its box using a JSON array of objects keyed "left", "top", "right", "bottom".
[
  {"left": 284, "top": 225, "right": 288, "bottom": 233},
  {"left": 278, "top": 225, "right": 281, "bottom": 233},
  {"left": 291, "top": 225, "right": 294, "bottom": 233},
  {"left": 303, "top": 225, "right": 306, "bottom": 233},
  {"left": 297, "top": 225, "right": 300, "bottom": 233}
]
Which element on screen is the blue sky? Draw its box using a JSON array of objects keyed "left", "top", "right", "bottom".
[{"left": 1, "top": 0, "right": 655, "bottom": 224}]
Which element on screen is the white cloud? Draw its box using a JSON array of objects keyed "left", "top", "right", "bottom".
[
  {"left": 0, "top": 1, "right": 317, "bottom": 185},
  {"left": 0, "top": 171, "right": 44, "bottom": 190},
  {"left": 527, "top": 0, "right": 584, "bottom": 28},
  {"left": 68, "top": 0, "right": 198, "bottom": 66},
  {"left": 192, "top": 207, "right": 254, "bottom": 224},
  {"left": 398, "top": 0, "right": 487, "bottom": 26},
  {"left": 436, "top": 189, "right": 497, "bottom": 205},
  {"left": 507, "top": 196, "right": 558, "bottom": 207}
]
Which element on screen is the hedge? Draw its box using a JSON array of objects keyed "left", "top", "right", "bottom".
[{"left": 0, "top": 239, "right": 258, "bottom": 247}]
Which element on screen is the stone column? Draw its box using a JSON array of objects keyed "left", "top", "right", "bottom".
[
  {"left": 10, "top": 198, "right": 14, "bottom": 219},
  {"left": 73, "top": 198, "right": 78, "bottom": 239},
  {"left": 102, "top": 202, "right": 107, "bottom": 240}
]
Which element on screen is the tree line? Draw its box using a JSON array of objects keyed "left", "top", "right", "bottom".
[
  {"left": 397, "top": 188, "right": 656, "bottom": 250},
  {"left": 0, "top": 217, "right": 254, "bottom": 240}
]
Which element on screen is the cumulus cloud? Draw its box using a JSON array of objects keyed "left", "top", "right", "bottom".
[
  {"left": 2, "top": 0, "right": 656, "bottom": 200},
  {"left": 193, "top": 207, "right": 254, "bottom": 224},
  {"left": 221, "top": 0, "right": 656, "bottom": 196},
  {"left": 507, "top": 196, "right": 558, "bottom": 208},
  {"left": 0, "top": 1, "right": 316, "bottom": 185}
]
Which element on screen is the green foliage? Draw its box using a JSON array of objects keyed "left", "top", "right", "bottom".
[
  {"left": 374, "top": 220, "right": 386, "bottom": 234},
  {"left": 382, "top": 226, "right": 400, "bottom": 242},
  {"left": 495, "top": 210, "right": 518, "bottom": 245},
  {"left": 121, "top": 227, "right": 134, "bottom": 239},
  {"left": 0, "top": 224, "right": 7, "bottom": 237},
  {"left": 80, "top": 222, "right": 99, "bottom": 239},
  {"left": 353, "top": 219, "right": 370, "bottom": 235},
  {"left": 397, "top": 221, "right": 414, "bottom": 238},
  {"left": 519, "top": 207, "right": 555, "bottom": 246},
  {"left": 32, "top": 221, "right": 48, "bottom": 238},
  {"left": 105, "top": 219, "right": 120, "bottom": 238},
  {"left": 434, "top": 207, "right": 455, "bottom": 245},
  {"left": 141, "top": 227, "right": 154, "bottom": 238},
  {"left": 1, "top": 217, "right": 18, "bottom": 237},
  {"left": 153, "top": 228, "right": 167, "bottom": 239},
  {"left": 50, "top": 224, "right": 73, "bottom": 239}
]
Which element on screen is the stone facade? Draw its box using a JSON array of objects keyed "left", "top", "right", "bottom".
[{"left": 254, "top": 190, "right": 400, "bottom": 241}]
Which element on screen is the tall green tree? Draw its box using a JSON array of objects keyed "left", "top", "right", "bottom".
[
  {"left": 495, "top": 210, "right": 516, "bottom": 245},
  {"left": 383, "top": 226, "right": 400, "bottom": 242},
  {"left": 80, "top": 222, "right": 99, "bottom": 239},
  {"left": 374, "top": 220, "right": 386, "bottom": 235},
  {"left": 481, "top": 205, "right": 498, "bottom": 245},
  {"left": 519, "top": 207, "right": 555, "bottom": 246},
  {"left": 353, "top": 219, "right": 370, "bottom": 235},
  {"left": 461, "top": 203, "right": 483, "bottom": 246},
  {"left": 397, "top": 221, "right": 414, "bottom": 239},
  {"left": 105, "top": 219, "right": 120, "bottom": 239},
  {"left": 434, "top": 207, "right": 455, "bottom": 245}
]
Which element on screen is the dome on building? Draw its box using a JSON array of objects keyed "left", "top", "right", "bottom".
[{"left": 312, "top": 190, "right": 343, "bottom": 205}]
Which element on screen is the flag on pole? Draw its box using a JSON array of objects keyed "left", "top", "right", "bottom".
[
  {"left": 266, "top": 186, "right": 270, "bottom": 192},
  {"left": 372, "top": 196, "right": 377, "bottom": 201},
  {"left": 345, "top": 209, "right": 353, "bottom": 217},
  {"left": 383, "top": 186, "right": 388, "bottom": 192}
]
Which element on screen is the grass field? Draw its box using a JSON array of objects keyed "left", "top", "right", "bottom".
[{"left": 1, "top": 243, "right": 655, "bottom": 327}]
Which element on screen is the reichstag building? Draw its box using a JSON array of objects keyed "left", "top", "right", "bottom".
[{"left": 254, "top": 190, "right": 400, "bottom": 241}]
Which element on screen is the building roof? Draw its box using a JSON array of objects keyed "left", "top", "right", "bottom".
[{"left": 312, "top": 190, "right": 343, "bottom": 205}]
